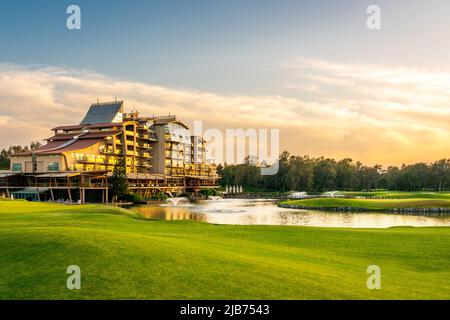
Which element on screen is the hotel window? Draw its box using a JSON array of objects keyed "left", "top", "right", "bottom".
[
  {"left": 48, "top": 162, "right": 59, "bottom": 171},
  {"left": 12, "top": 163, "right": 22, "bottom": 171}
]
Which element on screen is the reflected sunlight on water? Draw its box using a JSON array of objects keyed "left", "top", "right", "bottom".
[{"left": 131, "top": 199, "right": 450, "bottom": 228}]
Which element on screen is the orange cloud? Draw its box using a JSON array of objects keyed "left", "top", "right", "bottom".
[{"left": 0, "top": 61, "right": 448, "bottom": 166}]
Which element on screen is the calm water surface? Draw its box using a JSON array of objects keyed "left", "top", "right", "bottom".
[{"left": 131, "top": 199, "right": 450, "bottom": 228}]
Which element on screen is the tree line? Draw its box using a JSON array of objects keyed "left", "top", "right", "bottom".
[
  {"left": 2, "top": 144, "right": 449, "bottom": 192},
  {"left": 217, "top": 151, "right": 450, "bottom": 192},
  {"left": 0, "top": 142, "right": 42, "bottom": 169}
]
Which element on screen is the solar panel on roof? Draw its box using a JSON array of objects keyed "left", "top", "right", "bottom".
[{"left": 80, "top": 101, "right": 124, "bottom": 125}]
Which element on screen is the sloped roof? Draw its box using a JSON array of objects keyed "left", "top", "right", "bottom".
[
  {"left": 80, "top": 101, "right": 124, "bottom": 125},
  {"left": 11, "top": 140, "right": 69, "bottom": 156},
  {"left": 36, "top": 140, "right": 70, "bottom": 151},
  {"left": 13, "top": 137, "right": 104, "bottom": 156},
  {"left": 46, "top": 130, "right": 118, "bottom": 141},
  {"left": 78, "top": 131, "right": 119, "bottom": 139},
  {"left": 40, "top": 139, "right": 102, "bottom": 154},
  {"left": 52, "top": 124, "right": 86, "bottom": 131},
  {"left": 45, "top": 133, "right": 81, "bottom": 141},
  {"left": 86, "top": 122, "right": 121, "bottom": 129}
]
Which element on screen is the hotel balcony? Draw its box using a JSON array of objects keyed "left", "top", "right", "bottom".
[
  {"left": 137, "top": 160, "right": 151, "bottom": 167},
  {"left": 126, "top": 151, "right": 139, "bottom": 156},
  {"left": 137, "top": 143, "right": 151, "bottom": 149},
  {"left": 75, "top": 156, "right": 112, "bottom": 165},
  {"left": 138, "top": 152, "right": 151, "bottom": 158},
  {"left": 137, "top": 133, "right": 149, "bottom": 139},
  {"left": 138, "top": 125, "right": 150, "bottom": 130},
  {"left": 99, "top": 149, "right": 115, "bottom": 155}
]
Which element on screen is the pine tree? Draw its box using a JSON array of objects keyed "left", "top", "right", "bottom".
[{"left": 110, "top": 152, "right": 128, "bottom": 202}]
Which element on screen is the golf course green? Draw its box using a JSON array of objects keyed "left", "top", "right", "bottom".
[
  {"left": 342, "top": 191, "right": 450, "bottom": 199},
  {"left": 1, "top": 199, "right": 450, "bottom": 299},
  {"left": 280, "top": 198, "right": 450, "bottom": 211},
  {"left": 281, "top": 192, "right": 450, "bottom": 211}
]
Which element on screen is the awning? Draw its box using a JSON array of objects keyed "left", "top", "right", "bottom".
[
  {"left": 185, "top": 175, "right": 215, "bottom": 180},
  {"left": 0, "top": 172, "right": 18, "bottom": 178},
  {"left": 11, "top": 188, "right": 49, "bottom": 194},
  {"left": 35, "top": 173, "right": 81, "bottom": 178},
  {"left": 126, "top": 173, "right": 165, "bottom": 180}
]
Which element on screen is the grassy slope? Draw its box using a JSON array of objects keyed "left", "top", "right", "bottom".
[
  {"left": 282, "top": 198, "right": 450, "bottom": 210},
  {"left": 1, "top": 200, "right": 450, "bottom": 300}
]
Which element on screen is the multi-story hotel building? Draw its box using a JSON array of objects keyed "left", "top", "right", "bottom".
[{"left": 0, "top": 101, "right": 218, "bottom": 202}]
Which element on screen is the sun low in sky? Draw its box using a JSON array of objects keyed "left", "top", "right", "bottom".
[{"left": 0, "top": 0, "right": 449, "bottom": 166}]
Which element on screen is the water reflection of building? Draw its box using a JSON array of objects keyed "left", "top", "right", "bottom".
[
  {"left": 135, "top": 205, "right": 207, "bottom": 222},
  {"left": 1, "top": 100, "right": 218, "bottom": 202}
]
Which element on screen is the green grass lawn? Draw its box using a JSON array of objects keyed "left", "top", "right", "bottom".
[
  {"left": 1, "top": 200, "right": 450, "bottom": 299},
  {"left": 342, "top": 191, "right": 450, "bottom": 199},
  {"left": 281, "top": 197, "right": 450, "bottom": 210}
]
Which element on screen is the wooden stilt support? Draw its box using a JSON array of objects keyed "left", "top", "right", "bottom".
[
  {"left": 68, "top": 188, "right": 72, "bottom": 202},
  {"left": 50, "top": 188, "right": 54, "bottom": 201},
  {"left": 81, "top": 188, "right": 85, "bottom": 204}
]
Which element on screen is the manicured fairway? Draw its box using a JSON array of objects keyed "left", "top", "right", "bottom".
[
  {"left": 342, "top": 191, "right": 450, "bottom": 199},
  {"left": 1, "top": 200, "right": 450, "bottom": 299},
  {"left": 281, "top": 197, "right": 450, "bottom": 211}
]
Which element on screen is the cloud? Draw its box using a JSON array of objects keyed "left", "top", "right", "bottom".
[
  {"left": 279, "top": 57, "right": 450, "bottom": 164},
  {"left": 0, "top": 60, "right": 449, "bottom": 166}
]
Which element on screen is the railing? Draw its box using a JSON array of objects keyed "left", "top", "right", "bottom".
[
  {"left": 139, "top": 153, "right": 150, "bottom": 157},
  {"left": 1, "top": 173, "right": 219, "bottom": 190},
  {"left": 99, "top": 149, "right": 115, "bottom": 155},
  {"left": 76, "top": 158, "right": 108, "bottom": 164},
  {"left": 126, "top": 151, "right": 139, "bottom": 156}
]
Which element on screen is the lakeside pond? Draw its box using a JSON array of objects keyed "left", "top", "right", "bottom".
[{"left": 130, "top": 198, "right": 450, "bottom": 228}]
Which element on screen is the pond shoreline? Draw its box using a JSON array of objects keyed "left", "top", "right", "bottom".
[{"left": 278, "top": 203, "right": 450, "bottom": 213}]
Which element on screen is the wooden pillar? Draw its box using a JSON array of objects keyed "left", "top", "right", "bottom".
[
  {"left": 105, "top": 187, "right": 109, "bottom": 204},
  {"left": 6, "top": 188, "right": 10, "bottom": 199},
  {"left": 50, "top": 188, "right": 54, "bottom": 201},
  {"left": 68, "top": 188, "right": 72, "bottom": 202},
  {"left": 80, "top": 188, "right": 85, "bottom": 204}
]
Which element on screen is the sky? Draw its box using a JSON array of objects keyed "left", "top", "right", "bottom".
[{"left": 1, "top": 0, "right": 450, "bottom": 166}]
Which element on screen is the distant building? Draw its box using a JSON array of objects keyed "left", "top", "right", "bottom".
[{"left": 1, "top": 101, "right": 218, "bottom": 202}]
